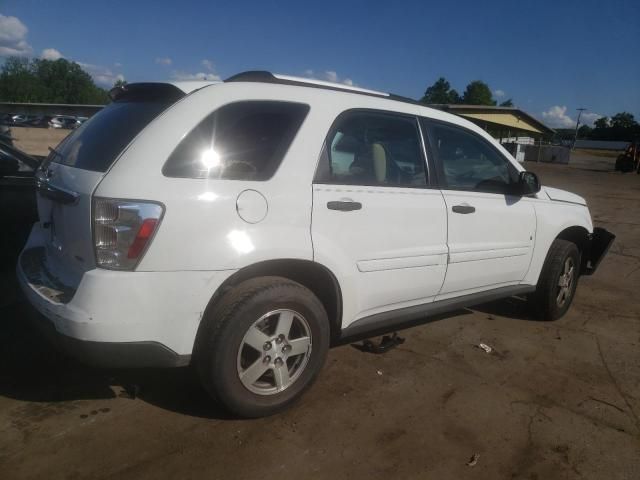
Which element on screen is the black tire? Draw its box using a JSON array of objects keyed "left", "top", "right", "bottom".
[
  {"left": 529, "top": 239, "right": 580, "bottom": 321},
  {"left": 194, "top": 276, "right": 330, "bottom": 418}
]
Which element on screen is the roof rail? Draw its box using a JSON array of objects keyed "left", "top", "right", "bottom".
[{"left": 224, "top": 71, "right": 422, "bottom": 107}]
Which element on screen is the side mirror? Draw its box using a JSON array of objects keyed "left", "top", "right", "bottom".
[{"left": 517, "top": 171, "right": 541, "bottom": 195}]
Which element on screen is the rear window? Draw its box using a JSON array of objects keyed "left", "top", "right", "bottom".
[
  {"left": 162, "top": 101, "right": 309, "bottom": 181},
  {"left": 51, "top": 84, "right": 184, "bottom": 172}
]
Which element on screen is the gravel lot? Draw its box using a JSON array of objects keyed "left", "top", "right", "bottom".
[{"left": 1, "top": 151, "right": 638, "bottom": 480}]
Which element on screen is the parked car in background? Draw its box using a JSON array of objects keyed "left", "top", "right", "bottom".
[
  {"left": 17, "top": 73, "right": 614, "bottom": 417},
  {"left": 49, "top": 116, "right": 81, "bottom": 129},
  {"left": 24, "top": 116, "right": 53, "bottom": 128}
]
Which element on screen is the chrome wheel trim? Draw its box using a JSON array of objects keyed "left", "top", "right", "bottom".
[
  {"left": 556, "top": 257, "right": 575, "bottom": 308},
  {"left": 236, "top": 309, "right": 312, "bottom": 396}
]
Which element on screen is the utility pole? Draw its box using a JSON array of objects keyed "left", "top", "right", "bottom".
[{"left": 572, "top": 108, "right": 586, "bottom": 150}]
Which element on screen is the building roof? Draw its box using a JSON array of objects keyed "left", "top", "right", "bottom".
[{"left": 428, "top": 104, "right": 555, "bottom": 135}]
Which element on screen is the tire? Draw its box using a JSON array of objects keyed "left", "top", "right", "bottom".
[
  {"left": 194, "top": 276, "right": 330, "bottom": 418},
  {"left": 529, "top": 239, "right": 580, "bottom": 321}
]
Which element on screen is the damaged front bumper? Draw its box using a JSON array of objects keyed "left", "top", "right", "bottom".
[{"left": 584, "top": 227, "right": 616, "bottom": 275}]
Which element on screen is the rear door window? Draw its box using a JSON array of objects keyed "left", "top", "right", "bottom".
[
  {"left": 315, "top": 110, "right": 428, "bottom": 187},
  {"left": 162, "top": 101, "right": 310, "bottom": 181}
]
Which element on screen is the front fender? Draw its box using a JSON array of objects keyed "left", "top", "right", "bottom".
[{"left": 523, "top": 200, "right": 594, "bottom": 285}]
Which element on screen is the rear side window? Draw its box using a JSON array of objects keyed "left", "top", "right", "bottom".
[
  {"left": 162, "top": 101, "right": 310, "bottom": 181},
  {"left": 51, "top": 85, "right": 184, "bottom": 172}
]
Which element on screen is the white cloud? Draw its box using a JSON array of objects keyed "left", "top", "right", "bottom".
[
  {"left": 171, "top": 71, "right": 221, "bottom": 81},
  {"left": 114, "top": 62, "right": 123, "bottom": 68},
  {"left": 541, "top": 106, "right": 576, "bottom": 128},
  {"left": 0, "top": 14, "right": 32, "bottom": 56},
  {"left": 201, "top": 59, "right": 214, "bottom": 71},
  {"left": 580, "top": 112, "right": 603, "bottom": 127},
  {"left": 494, "top": 89, "right": 505, "bottom": 98},
  {"left": 541, "top": 105, "right": 603, "bottom": 128},
  {"left": 155, "top": 57, "right": 172, "bottom": 66},
  {"left": 41, "top": 48, "right": 63, "bottom": 60},
  {"left": 324, "top": 70, "right": 338, "bottom": 82},
  {"left": 303, "top": 69, "right": 355, "bottom": 86},
  {"left": 78, "top": 62, "right": 125, "bottom": 87}
]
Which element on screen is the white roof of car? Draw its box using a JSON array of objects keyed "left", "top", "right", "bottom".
[{"left": 169, "top": 81, "right": 221, "bottom": 94}]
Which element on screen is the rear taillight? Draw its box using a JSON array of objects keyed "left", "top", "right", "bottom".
[{"left": 93, "top": 198, "right": 164, "bottom": 270}]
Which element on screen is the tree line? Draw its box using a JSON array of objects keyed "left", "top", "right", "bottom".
[
  {"left": 419, "top": 77, "right": 513, "bottom": 107},
  {"left": 576, "top": 113, "right": 639, "bottom": 142},
  {"left": 0, "top": 57, "right": 110, "bottom": 104},
  {"left": 419, "top": 76, "right": 638, "bottom": 142}
]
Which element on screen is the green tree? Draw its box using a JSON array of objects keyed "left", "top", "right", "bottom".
[
  {"left": 577, "top": 124, "right": 592, "bottom": 138},
  {"left": 0, "top": 57, "right": 46, "bottom": 102},
  {"left": 113, "top": 78, "right": 127, "bottom": 89},
  {"left": 0, "top": 57, "right": 108, "bottom": 104},
  {"left": 419, "top": 77, "right": 461, "bottom": 104},
  {"left": 499, "top": 98, "right": 514, "bottom": 107},
  {"left": 462, "top": 80, "right": 496, "bottom": 106},
  {"left": 610, "top": 112, "right": 636, "bottom": 130},
  {"left": 593, "top": 117, "right": 609, "bottom": 129}
]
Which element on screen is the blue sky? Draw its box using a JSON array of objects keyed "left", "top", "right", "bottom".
[{"left": 1, "top": 0, "right": 639, "bottom": 128}]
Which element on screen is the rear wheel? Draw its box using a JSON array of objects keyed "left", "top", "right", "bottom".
[
  {"left": 195, "top": 276, "right": 330, "bottom": 418},
  {"left": 529, "top": 239, "right": 580, "bottom": 321}
]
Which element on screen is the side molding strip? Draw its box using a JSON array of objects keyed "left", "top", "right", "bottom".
[{"left": 340, "top": 285, "right": 535, "bottom": 341}]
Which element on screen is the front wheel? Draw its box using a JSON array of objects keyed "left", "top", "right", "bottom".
[
  {"left": 195, "top": 276, "right": 330, "bottom": 418},
  {"left": 529, "top": 239, "right": 580, "bottom": 321}
]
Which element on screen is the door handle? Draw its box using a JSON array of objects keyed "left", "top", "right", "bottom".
[
  {"left": 327, "top": 200, "right": 362, "bottom": 211},
  {"left": 452, "top": 204, "right": 475, "bottom": 214}
]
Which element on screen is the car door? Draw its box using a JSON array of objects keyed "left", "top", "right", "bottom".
[
  {"left": 312, "top": 110, "right": 448, "bottom": 327},
  {"left": 421, "top": 119, "right": 536, "bottom": 298}
]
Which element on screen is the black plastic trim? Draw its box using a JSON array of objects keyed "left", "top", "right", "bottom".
[
  {"left": 24, "top": 302, "right": 190, "bottom": 368},
  {"left": 340, "top": 285, "right": 535, "bottom": 341},
  {"left": 584, "top": 227, "right": 615, "bottom": 275}
]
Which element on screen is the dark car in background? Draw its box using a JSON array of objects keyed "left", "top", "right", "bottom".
[{"left": 0, "top": 131, "right": 40, "bottom": 269}]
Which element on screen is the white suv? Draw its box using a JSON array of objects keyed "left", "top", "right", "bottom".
[{"left": 18, "top": 72, "right": 614, "bottom": 417}]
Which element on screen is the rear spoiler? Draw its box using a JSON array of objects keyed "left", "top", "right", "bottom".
[{"left": 108, "top": 83, "right": 186, "bottom": 103}]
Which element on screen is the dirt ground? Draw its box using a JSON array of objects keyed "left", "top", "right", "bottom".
[
  {"left": 0, "top": 151, "right": 638, "bottom": 480},
  {"left": 9, "top": 127, "right": 69, "bottom": 157}
]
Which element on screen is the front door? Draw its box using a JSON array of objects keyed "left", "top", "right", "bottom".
[
  {"left": 421, "top": 119, "right": 536, "bottom": 298},
  {"left": 312, "top": 110, "right": 448, "bottom": 327}
]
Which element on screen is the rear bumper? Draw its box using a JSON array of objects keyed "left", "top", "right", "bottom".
[
  {"left": 23, "top": 300, "right": 189, "bottom": 368},
  {"left": 17, "top": 226, "right": 236, "bottom": 367},
  {"left": 584, "top": 227, "right": 615, "bottom": 275}
]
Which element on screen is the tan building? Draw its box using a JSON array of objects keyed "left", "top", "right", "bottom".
[{"left": 430, "top": 104, "right": 555, "bottom": 140}]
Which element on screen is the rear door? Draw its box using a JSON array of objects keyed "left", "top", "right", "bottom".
[
  {"left": 312, "top": 110, "right": 448, "bottom": 326},
  {"left": 421, "top": 119, "right": 536, "bottom": 297},
  {"left": 35, "top": 84, "right": 185, "bottom": 286}
]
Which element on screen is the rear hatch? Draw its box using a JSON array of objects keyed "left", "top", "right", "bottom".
[{"left": 34, "top": 83, "right": 186, "bottom": 287}]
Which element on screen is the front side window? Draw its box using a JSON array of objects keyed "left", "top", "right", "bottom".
[
  {"left": 315, "top": 111, "right": 427, "bottom": 187},
  {"left": 424, "top": 121, "right": 518, "bottom": 194},
  {"left": 163, "top": 101, "right": 309, "bottom": 180}
]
